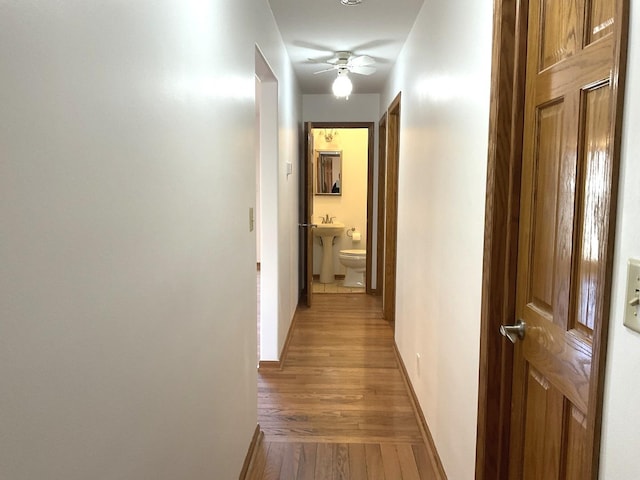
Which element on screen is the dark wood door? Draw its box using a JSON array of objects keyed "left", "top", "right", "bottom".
[
  {"left": 509, "top": 0, "right": 624, "bottom": 478},
  {"left": 302, "top": 122, "right": 315, "bottom": 307},
  {"left": 383, "top": 96, "right": 401, "bottom": 324},
  {"left": 376, "top": 113, "right": 387, "bottom": 297}
]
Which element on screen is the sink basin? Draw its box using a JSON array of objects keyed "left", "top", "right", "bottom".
[
  {"left": 313, "top": 222, "right": 345, "bottom": 237},
  {"left": 312, "top": 222, "right": 344, "bottom": 284}
]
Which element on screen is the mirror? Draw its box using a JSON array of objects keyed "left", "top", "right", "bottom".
[{"left": 315, "top": 150, "right": 342, "bottom": 195}]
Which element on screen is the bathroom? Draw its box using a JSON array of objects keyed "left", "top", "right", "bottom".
[{"left": 312, "top": 127, "right": 369, "bottom": 293}]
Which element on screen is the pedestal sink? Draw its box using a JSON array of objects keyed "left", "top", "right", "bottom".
[{"left": 313, "top": 222, "right": 345, "bottom": 283}]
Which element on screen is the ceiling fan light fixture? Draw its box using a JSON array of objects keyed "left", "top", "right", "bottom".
[
  {"left": 340, "top": 0, "right": 362, "bottom": 5},
  {"left": 332, "top": 70, "right": 353, "bottom": 99}
]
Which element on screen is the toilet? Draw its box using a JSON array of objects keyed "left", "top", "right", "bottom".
[{"left": 338, "top": 249, "right": 367, "bottom": 287}]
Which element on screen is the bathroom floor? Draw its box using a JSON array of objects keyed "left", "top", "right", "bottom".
[{"left": 312, "top": 278, "right": 365, "bottom": 294}]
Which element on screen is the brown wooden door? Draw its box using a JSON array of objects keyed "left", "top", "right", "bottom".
[
  {"left": 508, "top": 0, "right": 623, "bottom": 478},
  {"left": 383, "top": 95, "right": 401, "bottom": 324},
  {"left": 376, "top": 113, "right": 387, "bottom": 297},
  {"left": 303, "top": 122, "right": 315, "bottom": 307}
]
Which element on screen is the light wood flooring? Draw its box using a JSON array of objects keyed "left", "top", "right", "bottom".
[{"left": 249, "top": 294, "right": 439, "bottom": 479}]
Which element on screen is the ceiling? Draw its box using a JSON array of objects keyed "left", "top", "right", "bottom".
[{"left": 267, "top": 0, "right": 425, "bottom": 95}]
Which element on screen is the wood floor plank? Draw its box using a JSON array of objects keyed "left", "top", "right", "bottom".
[
  {"left": 412, "top": 443, "right": 438, "bottom": 480},
  {"left": 279, "top": 442, "right": 303, "bottom": 480},
  {"left": 397, "top": 443, "right": 421, "bottom": 480},
  {"left": 380, "top": 444, "right": 402, "bottom": 479},
  {"left": 296, "top": 443, "right": 318, "bottom": 480},
  {"left": 334, "top": 443, "right": 350, "bottom": 480},
  {"left": 262, "top": 442, "right": 285, "bottom": 480},
  {"left": 314, "top": 443, "right": 335, "bottom": 479},
  {"left": 349, "top": 443, "right": 368, "bottom": 480},
  {"left": 364, "top": 444, "right": 385, "bottom": 480}
]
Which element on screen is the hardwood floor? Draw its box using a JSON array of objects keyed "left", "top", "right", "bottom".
[{"left": 250, "top": 294, "right": 439, "bottom": 479}]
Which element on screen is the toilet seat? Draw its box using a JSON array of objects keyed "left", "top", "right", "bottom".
[{"left": 339, "top": 249, "right": 366, "bottom": 257}]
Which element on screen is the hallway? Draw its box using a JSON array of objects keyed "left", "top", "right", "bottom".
[
  {"left": 3, "top": 1, "right": 638, "bottom": 478},
  {"left": 248, "top": 294, "right": 439, "bottom": 479}
]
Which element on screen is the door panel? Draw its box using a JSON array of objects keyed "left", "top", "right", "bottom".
[
  {"left": 522, "top": 366, "right": 564, "bottom": 478},
  {"left": 530, "top": 100, "right": 564, "bottom": 315},
  {"left": 574, "top": 84, "right": 612, "bottom": 333},
  {"left": 586, "top": 0, "right": 614, "bottom": 43},
  {"left": 510, "top": 0, "right": 620, "bottom": 478},
  {"left": 565, "top": 406, "right": 589, "bottom": 480},
  {"left": 540, "top": 0, "right": 579, "bottom": 70}
]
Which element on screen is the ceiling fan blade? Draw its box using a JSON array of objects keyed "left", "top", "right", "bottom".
[
  {"left": 313, "top": 66, "right": 337, "bottom": 75},
  {"left": 307, "top": 54, "right": 341, "bottom": 65},
  {"left": 349, "top": 55, "right": 375, "bottom": 67},
  {"left": 349, "top": 65, "right": 376, "bottom": 76}
]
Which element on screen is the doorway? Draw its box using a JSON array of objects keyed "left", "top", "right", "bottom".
[
  {"left": 255, "top": 47, "right": 280, "bottom": 363},
  {"left": 311, "top": 126, "right": 370, "bottom": 294},
  {"left": 299, "top": 122, "right": 375, "bottom": 305},
  {"left": 382, "top": 94, "right": 401, "bottom": 324}
]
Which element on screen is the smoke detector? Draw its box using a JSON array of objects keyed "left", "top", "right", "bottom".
[{"left": 340, "top": 0, "right": 362, "bottom": 5}]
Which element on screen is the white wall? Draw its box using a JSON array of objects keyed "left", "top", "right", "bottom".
[
  {"left": 380, "top": 1, "right": 493, "bottom": 478},
  {"left": 383, "top": 1, "right": 640, "bottom": 478},
  {"left": 600, "top": 7, "right": 640, "bottom": 478},
  {"left": 303, "top": 94, "right": 381, "bottom": 122},
  {"left": 255, "top": 8, "right": 302, "bottom": 362},
  {"left": 0, "top": 1, "right": 300, "bottom": 479}
]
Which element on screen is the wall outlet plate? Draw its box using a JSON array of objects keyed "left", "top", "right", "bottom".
[{"left": 623, "top": 259, "right": 640, "bottom": 333}]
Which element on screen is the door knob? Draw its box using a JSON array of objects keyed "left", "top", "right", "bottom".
[
  {"left": 500, "top": 319, "right": 526, "bottom": 344},
  {"left": 298, "top": 223, "right": 318, "bottom": 228}
]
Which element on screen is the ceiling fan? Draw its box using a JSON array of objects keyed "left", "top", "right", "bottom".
[{"left": 312, "top": 51, "right": 376, "bottom": 76}]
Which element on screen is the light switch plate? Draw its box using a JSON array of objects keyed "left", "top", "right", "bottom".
[{"left": 623, "top": 258, "right": 640, "bottom": 333}]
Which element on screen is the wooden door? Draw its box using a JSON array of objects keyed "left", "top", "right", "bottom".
[
  {"left": 383, "top": 95, "right": 401, "bottom": 323},
  {"left": 301, "top": 122, "right": 315, "bottom": 307},
  {"left": 376, "top": 113, "right": 387, "bottom": 297},
  {"left": 509, "top": 0, "right": 625, "bottom": 478}
]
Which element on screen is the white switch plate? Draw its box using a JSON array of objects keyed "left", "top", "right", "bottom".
[{"left": 623, "top": 259, "right": 640, "bottom": 333}]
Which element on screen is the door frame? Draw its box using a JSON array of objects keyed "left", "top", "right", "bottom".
[
  {"left": 300, "top": 122, "right": 315, "bottom": 306},
  {"left": 376, "top": 113, "right": 388, "bottom": 297},
  {"left": 383, "top": 94, "right": 401, "bottom": 324},
  {"left": 300, "top": 121, "right": 376, "bottom": 300},
  {"left": 475, "top": 0, "right": 629, "bottom": 478}
]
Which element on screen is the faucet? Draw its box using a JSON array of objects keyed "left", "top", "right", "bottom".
[{"left": 322, "top": 213, "right": 330, "bottom": 224}]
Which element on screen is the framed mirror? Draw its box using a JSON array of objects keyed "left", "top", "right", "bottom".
[{"left": 315, "top": 150, "right": 342, "bottom": 195}]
